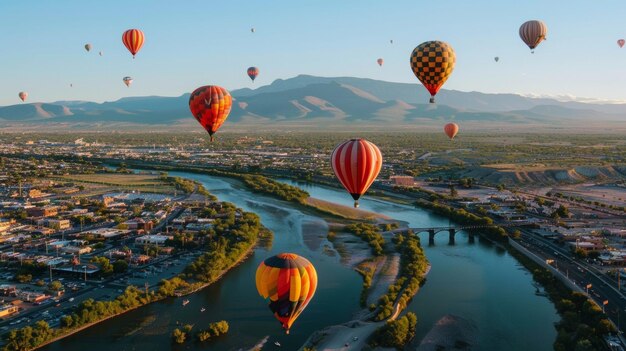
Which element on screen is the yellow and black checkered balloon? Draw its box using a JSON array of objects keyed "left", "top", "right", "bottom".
[{"left": 410, "top": 41, "right": 455, "bottom": 103}]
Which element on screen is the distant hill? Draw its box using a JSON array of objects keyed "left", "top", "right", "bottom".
[{"left": 1, "top": 75, "right": 624, "bottom": 131}]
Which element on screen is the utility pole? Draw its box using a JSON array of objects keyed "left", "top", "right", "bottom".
[
  {"left": 84, "top": 266, "right": 87, "bottom": 282},
  {"left": 145, "top": 281, "right": 149, "bottom": 298},
  {"left": 49, "top": 265, "right": 52, "bottom": 282}
]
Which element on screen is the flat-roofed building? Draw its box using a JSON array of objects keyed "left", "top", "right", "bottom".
[{"left": 390, "top": 175, "right": 415, "bottom": 187}]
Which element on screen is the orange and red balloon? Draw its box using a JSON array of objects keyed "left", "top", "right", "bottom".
[
  {"left": 189, "top": 85, "right": 233, "bottom": 142},
  {"left": 122, "top": 29, "right": 145, "bottom": 58}
]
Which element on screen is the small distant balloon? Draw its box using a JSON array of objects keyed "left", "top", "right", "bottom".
[
  {"left": 618, "top": 39, "right": 625, "bottom": 48},
  {"left": 99, "top": 51, "right": 103, "bottom": 56},
  {"left": 247, "top": 67, "right": 259, "bottom": 82},
  {"left": 251, "top": 27, "right": 255, "bottom": 33},
  {"left": 19, "top": 92, "right": 28, "bottom": 102},
  {"left": 519, "top": 20, "right": 547, "bottom": 53},
  {"left": 84, "top": 43, "right": 92, "bottom": 52},
  {"left": 390, "top": 39, "right": 393, "bottom": 44},
  {"left": 494, "top": 56, "right": 499, "bottom": 62},
  {"left": 377, "top": 58, "right": 384, "bottom": 66},
  {"left": 444, "top": 123, "right": 459, "bottom": 140},
  {"left": 123, "top": 76, "right": 133, "bottom": 87},
  {"left": 70, "top": 83, "right": 73, "bottom": 88}
]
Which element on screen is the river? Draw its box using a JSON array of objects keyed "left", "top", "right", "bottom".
[{"left": 42, "top": 172, "right": 558, "bottom": 351}]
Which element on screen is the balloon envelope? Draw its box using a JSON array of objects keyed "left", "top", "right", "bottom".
[
  {"left": 123, "top": 76, "right": 133, "bottom": 87},
  {"left": 519, "top": 20, "right": 547, "bottom": 51},
  {"left": 331, "top": 139, "right": 383, "bottom": 208},
  {"left": 256, "top": 253, "right": 317, "bottom": 334},
  {"left": 377, "top": 58, "right": 384, "bottom": 66},
  {"left": 618, "top": 39, "right": 625, "bottom": 48},
  {"left": 18, "top": 92, "right": 28, "bottom": 102},
  {"left": 84, "top": 43, "right": 91, "bottom": 52},
  {"left": 189, "top": 85, "right": 233, "bottom": 141},
  {"left": 444, "top": 123, "right": 459, "bottom": 139},
  {"left": 122, "top": 29, "right": 145, "bottom": 58},
  {"left": 494, "top": 56, "right": 499, "bottom": 62},
  {"left": 247, "top": 67, "right": 259, "bottom": 81},
  {"left": 410, "top": 41, "right": 456, "bottom": 103}
]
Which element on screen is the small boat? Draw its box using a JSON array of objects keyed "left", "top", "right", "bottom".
[
  {"left": 200, "top": 308, "right": 206, "bottom": 312},
  {"left": 182, "top": 299, "right": 190, "bottom": 306},
  {"left": 274, "top": 341, "right": 281, "bottom": 347}
]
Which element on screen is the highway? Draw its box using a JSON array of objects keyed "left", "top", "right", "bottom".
[{"left": 518, "top": 229, "right": 626, "bottom": 333}]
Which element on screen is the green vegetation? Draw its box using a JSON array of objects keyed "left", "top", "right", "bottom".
[
  {"left": 507, "top": 246, "right": 615, "bottom": 350},
  {"left": 354, "top": 259, "right": 376, "bottom": 306},
  {"left": 370, "top": 312, "right": 418, "bottom": 349},
  {"left": 196, "top": 320, "right": 229, "bottom": 342},
  {"left": 375, "top": 232, "right": 429, "bottom": 321},
  {"left": 241, "top": 174, "right": 309, "bottom": 203},
  {"left": 344, "top": 223, "right": 385, "bottom": 256},
  {"left": 2, "top": 204, "right": 269, "bottom": 351},
  {"left": 171, "top": 324, "right": 193, "bottom": 344}
]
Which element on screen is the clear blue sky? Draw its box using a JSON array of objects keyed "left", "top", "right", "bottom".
[{"left": 2, "top": 0, "right": 626, "bottom": 105}]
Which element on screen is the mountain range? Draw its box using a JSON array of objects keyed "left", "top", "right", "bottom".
[{"left": 1, "top": 75, "right": 624, "bottom": 131}]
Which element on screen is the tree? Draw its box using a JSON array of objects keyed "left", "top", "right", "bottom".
[
  {"left": 113, "top": 260, "right": 128, "bottom": 273},
  {"left": 48, "top": 280, "right": 63, "bottom": 291},
  {"left": 449, "top": 185, "right": 458, "bottom": 198},
  {"left": 172, "top": 328, "right": 186, "bottom": 344}
]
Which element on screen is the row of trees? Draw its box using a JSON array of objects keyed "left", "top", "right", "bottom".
[
  {"left": 508, "top": 247, "right": 615, "bottom": 350},
  {"left": 369, "top": 312, "right": 418, "bottom": 349},
  {"left": 344, "top": 223, "right": 385, "bottom": 256},
  {"left": 241, "top": 174, "right": 309, "bottom": 203},
  {"left": 374, "top": 232, "right": 429, "bottom": 321}
]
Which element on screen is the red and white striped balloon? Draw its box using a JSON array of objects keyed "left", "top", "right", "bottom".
[{"left": 331, "top": 139, "right": 382, "bottom": 208}]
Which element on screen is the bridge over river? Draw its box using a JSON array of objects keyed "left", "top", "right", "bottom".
[{"left": 384, "top": 221, "right": 542, "bottom": 245}]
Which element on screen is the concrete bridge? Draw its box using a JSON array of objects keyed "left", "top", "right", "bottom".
[{"left": 385, "top": 221, "right": 539, "bottom": 245}]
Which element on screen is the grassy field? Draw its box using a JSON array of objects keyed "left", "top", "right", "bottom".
[
  {"left": 305, "top": 197, "right": 389, "bottom": 221},
  {"left": 57, "top": 173, "right": 177, "bottom": 195}
]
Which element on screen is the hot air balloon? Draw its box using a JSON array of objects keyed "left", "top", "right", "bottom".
[
  {"left": 256, "top": 253, "right": 317, "bottom": 334},
  {"left": 123, "top": 76, "right": 133, "bottom": 87},
  {"left": 331, "top": 139, "right": 382, "bottom": 208},
  {"left": 189, "top": 85, "right": 233, "bottom": 142},
  {"left": 390, "top": 39, "right": 393, "bottom": 44},
  {"left": 377, "top": 58, "right": 384, "bottom": 66},
  {"left": 70, "top": 83, "right": 73, "bottom": 88},
  {"left": 494, "top": 56, "right": 499, "bottom": 62},
  {"left": 122, "top": 29, "right": 145, "bottom": 58},
  {"left": 84, "top": 43, "right": 92, "bottom": 52},
  {"left": 99, "top": 51, "right": 103, "bottom": 56},
  {"left": 618, "top": 39, "right": 625, "bottom": 48},
  {"left": 444, "top": 123, "right": 459, "bottom": 140},
  {"left": 519, "top": 20, "right": 547, "bottom": 53},
  {"left": 410, "top": 41, "right": 456, "bottom": 103},
  {"left": 18, "top": 92, "right": 28, "bottom": 102},
  {"left": 247, "top": 67, "right": 259, "bottom": 82},
  {"left": 251, "top": 27, "right": 255, "bottom": 33}
]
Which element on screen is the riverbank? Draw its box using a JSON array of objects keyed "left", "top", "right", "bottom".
[{"left": 3, "top": 203, "right": 269, "bottom": 351}]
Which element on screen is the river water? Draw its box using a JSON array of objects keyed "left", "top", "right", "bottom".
[{"left": 42, "top": 172, "right": 558, "bottom": 351}]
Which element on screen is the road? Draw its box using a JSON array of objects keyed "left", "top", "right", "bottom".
[{"left": 518, "top": 229, "right": 626, "bottom": 333}]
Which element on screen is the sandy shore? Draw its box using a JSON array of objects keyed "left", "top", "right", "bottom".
[{"left": 415, "top": 315, "right": 478, "bottom": 351}]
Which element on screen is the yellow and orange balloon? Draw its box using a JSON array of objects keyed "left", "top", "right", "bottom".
[
  {"left": 122, "top": 29, "right": 145, "bottom": 58},
  {"left": 256, "top": 253, "right": 317, "bottom": 334}
]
